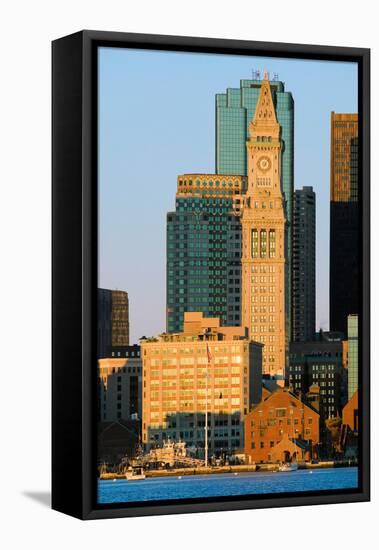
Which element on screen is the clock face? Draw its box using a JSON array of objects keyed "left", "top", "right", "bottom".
[{"left": 257, "top": 156, "right": 271, "bottom": 172}]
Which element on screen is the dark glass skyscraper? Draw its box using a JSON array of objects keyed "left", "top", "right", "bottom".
[
  {"left": 292, "top": 186, "right": 316, "bottom": 342},
  {"left": 215, "top": 77, "right": 294, "bottom": 337},
  {"left": 98, "top": 289, "right": 130, "bottom": 357},
  {"left": 166, "top": 174, "right": 246, "bottom": 333},
  {"left": 329, "top": 113, "right": 359, "bottom": 337}
]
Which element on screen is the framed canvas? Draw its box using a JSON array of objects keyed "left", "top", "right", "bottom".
[{"left": 52, "top": 30, "right": 370, "bottom": 520}]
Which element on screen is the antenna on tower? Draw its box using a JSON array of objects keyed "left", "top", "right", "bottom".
[{"left": 273, "top": 73, "right": 279, "bottom": 81}]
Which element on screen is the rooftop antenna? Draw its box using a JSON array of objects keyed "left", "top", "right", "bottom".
[{"left": 273, "top": 73, "right": 279, "bottom": 81}]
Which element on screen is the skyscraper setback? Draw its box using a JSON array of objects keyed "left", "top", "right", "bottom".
[
  {"left": 292, "top": 187, "right": 316, "bottom": 342},
  {"left": 329, "top": 113, "right": 359, "bottom": 336}
]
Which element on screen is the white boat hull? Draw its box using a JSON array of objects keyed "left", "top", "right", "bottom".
[
  {"left": 278, "top": 463, "right": 298, "bottom": 472},
  {"left": 125, "top": 474, "right": 146, "bottom": 481}
]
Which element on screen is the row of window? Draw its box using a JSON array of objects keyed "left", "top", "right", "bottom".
[{"left": 252, "top": 229, "right": 276, "bottom": 258}]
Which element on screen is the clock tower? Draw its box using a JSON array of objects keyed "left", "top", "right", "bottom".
[{"left": 241, "top": 72, "right": 286, "bottom": 376}]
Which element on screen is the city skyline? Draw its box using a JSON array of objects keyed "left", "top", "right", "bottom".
[{"left": 98, "top": 47, "right": 358, "bottom": 344}]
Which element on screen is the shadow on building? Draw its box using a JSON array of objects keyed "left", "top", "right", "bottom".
[
  {"left": 146, "top": 411, "right": 245, "bottom": 459},
  {"left": 97, "top": 419, "right": 141, "bottom": 467}
]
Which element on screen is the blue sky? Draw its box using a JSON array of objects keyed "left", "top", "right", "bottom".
[{"left": 98, "top": 47, "right": 358, "bottom": 344}]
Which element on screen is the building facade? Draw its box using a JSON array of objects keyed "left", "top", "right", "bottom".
[
  {"left": 241, "top": 73, "right": 287, "bottom": 377},
  {"left": 109, "top": 343, "right": 141, "bottom": 359},
  {"left": 98, "top": 353, "right": 142, "bottom": 422},
  {"left": 216, "top": 77, "right": 294, "bottom": 339},
  {"left": 292, "top": 186, "right": 316, "bottom": 342},
  {"left": 98, "top": 289, "right": 130, "bottom": 358},
  {"left": 329, "top": 113, "right": 359, "bottom": 336},
  {"left": 244, "top": 388, "right": 319, "bottom": 464},
  {"left": 288, "top": 338, "right": 346, "bottom": 419},
  {"left": 166, "top": 174, "right": 246, "bottom": 333},
  {"left": 142, "top": 312, "right": 263, "bottom": 454},
  {"left": 347, "top": 314, "right": 359, "bottom": 400}
]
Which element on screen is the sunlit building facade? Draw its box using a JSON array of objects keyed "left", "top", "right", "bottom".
[
  {"left": 244, "top": 388, "right": 320, "bottom": 464},
  {"left": 241, "top": 73, "right": 287, "bottom": 376},
  {"left": 216, "top": 77, "right": 294, "bottom": 338},
  {"left": 142, "top": 312, "right": 263, "bottom": 453}
]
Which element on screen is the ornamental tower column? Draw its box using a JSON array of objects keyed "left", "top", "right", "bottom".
[{"left": 241, "top": 72, "right": 287, "bottom": 376}]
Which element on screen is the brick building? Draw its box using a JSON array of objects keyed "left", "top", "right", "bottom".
[{"left": 244, "top": 388, "right": 319, "bottom": 464}]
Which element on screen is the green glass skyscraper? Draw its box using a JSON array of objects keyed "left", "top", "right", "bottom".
[
  {"left": 215, "top": 78, "right": 294, "bottom": 204},
  {"left": 167, "top": 174, "right": 246, "bottom": 333},
  {"left": 215, "top": 78, "right": 294, "bottom": 338}
]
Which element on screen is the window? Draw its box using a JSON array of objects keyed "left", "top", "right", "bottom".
[
  {"left": 252, "top": 229, "right": 258, "bottom": 258},
  {"left": 260, "top": 229, "right": 267, "bottom": 258},
  {"left": 269, "top": 229, "right": 276, "bottom": 258}
]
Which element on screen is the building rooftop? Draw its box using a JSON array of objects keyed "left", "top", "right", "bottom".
[
  {"left": 140, "top": 312, "right": 262, "bottom": 345},
  {"left": 249, "top": 387, "right": 320, "bottom": 417}
]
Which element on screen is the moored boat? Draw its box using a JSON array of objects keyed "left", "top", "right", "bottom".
[
  {"left": 278, "top": 462, "right": 298, "bottom": 472},
  {"left": 125, "top": 466, "right": 146, "bottom": 480}
]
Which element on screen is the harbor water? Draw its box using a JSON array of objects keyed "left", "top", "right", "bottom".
[{"left": 98, "top": 466, "right": 358, "bottom": 504}]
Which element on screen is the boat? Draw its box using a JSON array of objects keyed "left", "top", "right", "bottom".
[
  {"left": 125, "top": 466, "right": 146, "bottom": 481},
  {"left": 145, "top": 439, "right": 203, "bottom": 468},
  {"left": 278, "top": 462, "right": 298, "bottom": 472}
]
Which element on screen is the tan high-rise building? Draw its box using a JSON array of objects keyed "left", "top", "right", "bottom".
[
  {"left": 329, "top": 113, "right": 359, "bottom": 336},
  {"left": 330, "top": 113, "right": 358, "bottom": 203},
  {"left": 141, "top": 312, "right": 263, "bottom": 453},
  {"left": 241, "top": 73, "right": 286, "bottom": 376}
]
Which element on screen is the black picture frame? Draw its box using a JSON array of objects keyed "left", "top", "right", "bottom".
[{"left": 52, "top": 30, "right": 370, "bottom": 520}]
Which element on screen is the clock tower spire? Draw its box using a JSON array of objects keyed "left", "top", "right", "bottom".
[{"left": 241, "top": 74, "right": 287, "bottom": 376}]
